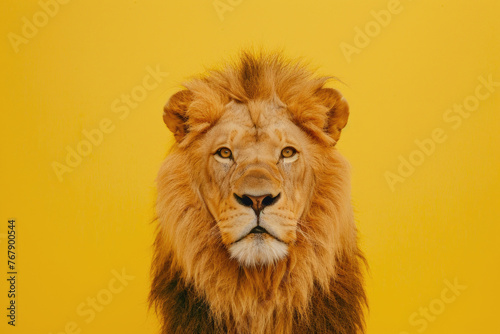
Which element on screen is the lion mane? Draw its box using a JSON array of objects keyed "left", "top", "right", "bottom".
[{"left": 150, "top": 52, "right": 367, "bottom": 334}]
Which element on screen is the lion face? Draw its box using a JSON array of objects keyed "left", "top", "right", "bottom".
[
  {"left": 197, "top": 100, "right": 315, "bottom": 266},
  {"left": 160, "top": 54, "right": 350, "bottom": 269}
]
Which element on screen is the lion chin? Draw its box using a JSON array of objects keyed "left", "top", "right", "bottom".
[
  {"left": 150, "top": 51, "right": 367, "bottom": 334},
  {"left": 229, "top": 233, "right": 289, "bottom": 267}
]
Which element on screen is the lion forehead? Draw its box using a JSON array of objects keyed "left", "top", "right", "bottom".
[{"left": 210, "top": 101, "right": 301, "bottom": 147}]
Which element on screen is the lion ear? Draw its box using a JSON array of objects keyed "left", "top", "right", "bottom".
[
  {"left": 317, "top": 88, "right": 349, "bottom": 143},
  {"left": 163, "top": 90, "right": 194, "bottom": 142}
]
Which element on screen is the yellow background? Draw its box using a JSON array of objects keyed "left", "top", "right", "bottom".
[{"left": 1, "top": 0, "right": 499, "bottom": 333}]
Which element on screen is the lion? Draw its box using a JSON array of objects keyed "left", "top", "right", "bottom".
[{"left": 150, "top": 52, "right": 367, "bottom": 334}]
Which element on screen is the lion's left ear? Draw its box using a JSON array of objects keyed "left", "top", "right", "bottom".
[{"left": 317, "top": 88, "right": 349, "bottom": 143}]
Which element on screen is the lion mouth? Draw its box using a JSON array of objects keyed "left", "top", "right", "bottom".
[
  {"left": 249, "top": 226, "right": 268, "bottom": 234},
  {"left": 232, "top": 226, "right": 270, "bottom": 244},
  {"left": 231, "top": 225, "right": 287, "bottom": 245}
]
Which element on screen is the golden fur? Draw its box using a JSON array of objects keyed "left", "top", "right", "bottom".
[{"left": 150, "top": 52, "right": 366, "bottom": 333}]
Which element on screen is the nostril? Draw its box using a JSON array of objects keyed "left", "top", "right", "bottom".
[
  {"left": 234, "top": 194, "right": 253, "bottom": 207},
  {"left": 262, "top": 193, "right": 280, "bottom": 207},
  {"left": 234, "top": 193, "right": 281, "bottom": 213}
]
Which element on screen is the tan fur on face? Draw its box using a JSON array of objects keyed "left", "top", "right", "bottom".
[{"left": 151, "top": 52, "right": 366, "bottom": 334}]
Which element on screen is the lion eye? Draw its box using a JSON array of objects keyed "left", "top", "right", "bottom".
[
  {"left": 281, "top": 147, "right": 297, "bottom": 158},
  {"left": 216, "top": 147, "right": 233, "bottom": 159}
]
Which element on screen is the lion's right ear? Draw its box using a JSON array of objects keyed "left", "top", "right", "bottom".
[{"left": 163, "top": 90, "right": 194, "bottom": 142}]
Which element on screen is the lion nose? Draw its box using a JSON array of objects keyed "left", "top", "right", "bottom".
[{"left": 233, "top": 193, "right": 281, "bottom": 215}]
